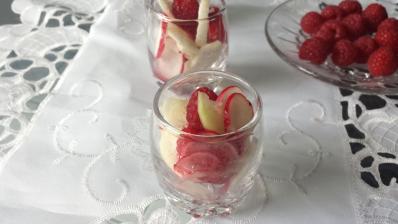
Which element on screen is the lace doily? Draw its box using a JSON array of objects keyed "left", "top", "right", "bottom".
[
  {"left": 0, "top": 0, "right": 108, "bottom": 163},
  {"left": 340, "top": 88, "right": 398, "bottom": 224}
]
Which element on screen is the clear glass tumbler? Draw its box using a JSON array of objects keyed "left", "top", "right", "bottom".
[
  {"left": 151, "top": 71, "right": 263, "bottom": 217},
  {"left": 145, "top": 0, "right": 228, "bottom": 82}
]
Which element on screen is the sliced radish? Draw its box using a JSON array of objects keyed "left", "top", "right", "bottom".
[
  {"left": 174, "top": 152, "right": 222, "bottom": 176},
  {"left": 158, "top": 0, "right": 174, "bottom": 17},
  {"left": 153, "top": 37, "right": 185, "bottom": 81},
  {"left": 167, "top": 23, "right": 199, "bottom": 59},
  {"left": 155, "top": 21, "right": 168, "bottom": 58},
  {"left": 185, "top": 40, "right": 223, "bottom": 72},
  {"left": 197, "top": 91, "right": 224, "bottom": 134},
  {"left": 216, "top": 86, "right": 243, "bottom": 109},
  {"left": 224, "top": 93, "right": 254, "bottom": 132},
  {"left": 178, "top": 141, "right": 238, "bottom": 164},
  {"left": 174, "top": 142, "right": 239, "bottom": 184},
  {"left": 195, "top": 0, "right": 210, "bottom": 46}
]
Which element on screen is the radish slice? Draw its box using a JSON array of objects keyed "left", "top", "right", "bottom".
[
  {"left": 174, "top": 142, "right": 239, "bottom": 184},
  {"left": 185, "top": 40, "right": 223, "bottom": 72},
  {"left": 153, "top": 37, "right": 185, "bottom": 81},
  {"left": 178, "top": 141, "right": 239, "bottom": 165},
  {"left": 224, "top": 93, "right": 254, "bottom": 132},
  {"left": 216, "top": 86, "right": 243, "bottom": 109},
  {"left": 158, "top": 0, "right": 174, "bottom": 17},
  {"left": 195, "top": 0, "right": 210, "bottom": 46},
  {"left": 155, "top": 21, "right": 168, "bottom": 58},
  {"left": 174, "top": 152, "right": 222, "bottom": 175},
  {"left": 167, "top": 23, "right": 199, "bottom": 59}
]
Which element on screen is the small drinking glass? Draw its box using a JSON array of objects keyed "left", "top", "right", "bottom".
[
  {"left": 145, "top": 0, "right": 228, "bottom": 82},
  {"left": 151, "top": 71, "right": 263, "bottom": 217}
]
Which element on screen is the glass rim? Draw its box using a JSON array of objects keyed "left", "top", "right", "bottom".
[
  {"left": 146, "top": 0, "right": 227, "bottom": 23},
  {"left": 153, "top": 70, "right": 263, "bottom": 139}
]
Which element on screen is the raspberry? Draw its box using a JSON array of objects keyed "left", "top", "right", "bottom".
[
  {"left": 362, "top": 3, "right": 388, "bottom": 31},
  {"left": 172, "top": 0, "right": 199, "bottom": 20},
  {"left": 313, "top": 26, "right": 336, "bottom": 43},
  {"left": 208, "top": 7, "right": 226, "bottom": 42},
  {"left": 338, "top": 0, "right": 362, "bottom": 14},
  {"left": 332, "top": 39, "right": 358, "bottom": 66},
  {"left": 375, "top": 29, "right": 398, "bottom": 52},
  {"left": 367, "top": 47, "right": 398, "bottom": 77},
  {"left": 177, "top": 21, "right": 198, "bottom": 40},
  {"left": 172, "top": 0, "right": 199, "bottom": 39},
  {"left": 299, "top": 38, "right": 331, "bottom": 64},
  {"left": 321, "top": 5, "right": 344, "bottom": 20},
  {"left": 300, "top": 11, "right": 324, "bottom": 34},
  {"left": 186, "top": 87, "right": 218, "bottom": 131},
  {"left": 354, "top": 35, "right": 378, "bottom": 63},
  {"left": 342, "top": 13, "right": 367, "bottom": 39},
  {"left": 315, "top": 20, "right": 349, "bottom": 42},
  {"left": 378, "top": 18, "right": 398, "bottom": 32},
  {"left": 177, "top": 127, "right": 196, "bottom": 158}
]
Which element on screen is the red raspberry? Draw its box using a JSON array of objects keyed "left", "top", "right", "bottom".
[
  {"left": 367, "top": 47, "right": 398, "bottom": 77},
  {"left": 342, "top": 13, "right": 367, "bottom": 39},
  {"left": 314, "top": 20, "right": 349, "bottom": 42},
  {"left": 362, "top": 3, "right": 388, "bottom": 31},
  {"left": 375, "top": 29, "right": 398, "bottom": 52},
  {"left": 313, "top": 26, "right": 336, "bottom": 43},
  {"left": 353, "top": 35, "right": 378, "bottom": 63},
  {"left": 332, "top": 39, "right": 358, "bottom": 66},
  {"left": 186, "top": 87, "right": 218, "bottom": 131},
  {"left": 378, "top": 18, "right": 398, "bottom": 32},
  {"left": 172, "top": 0, "right": 199, "bottom": 39},
  {"left": 338, "top": 0, "right": 362, "bottom": 14},
  {"left": 300, "top": 11, "right": 324, "bottom": 34},
  {"left": 177, "top": 21, "right": 197, "bottom": 40},
  {"left": 321, "top": 5, "right": 344, "bottom": 20},
  {"left": 299, "top": 38, "right": 331, "bottom": 64},
  {"left": 208, "top": 7, "right": 226, "bottom": 42},
  {"left": 172, "top": 0, "right": 199, "bottom": 20}
]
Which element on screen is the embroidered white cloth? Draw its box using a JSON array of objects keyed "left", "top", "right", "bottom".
[{"left": 1, "top": 0, "right": 395, "bottom": 223}]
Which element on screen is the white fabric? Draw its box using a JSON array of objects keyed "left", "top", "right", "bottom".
[{"left": 0, "top": 0, "right": 360, "bottom": 223}]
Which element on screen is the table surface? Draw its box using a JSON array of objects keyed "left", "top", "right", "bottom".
[{"left": 0, "top": 0, "right": 396, "bottom": 224}]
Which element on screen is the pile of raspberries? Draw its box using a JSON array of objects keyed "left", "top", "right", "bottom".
[{"left": 299, "top": 0, "right": 398, "bottom": 77}]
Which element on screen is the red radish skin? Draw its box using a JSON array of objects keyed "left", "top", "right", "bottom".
[
  {"left": 174, "top": 152, "right": 222, "bottom": 176},
  {"left": 224, "top": 93, "right": 254, "bottom": 132},
  {"left": 177, "top": 141, "right": 239, "bottom": 163},
  {"left": 174, "top": 142, "right": 239, "bottom": 184},
  {"left": 155, "top": 21, "right": 168, "bottom": 58},
  {"left": 153, "top": 37, "right": 185, "bottom": 81},
  {"left": 216, "top": 86, "right": 243, "bottom": 108}
]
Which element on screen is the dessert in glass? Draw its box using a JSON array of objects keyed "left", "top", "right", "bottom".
[
  {"left": 145, "top": 0, "right": 228, "bottom": 82},
  {"left": 151, "top": 71, "right": 263, "bottom": 217}
]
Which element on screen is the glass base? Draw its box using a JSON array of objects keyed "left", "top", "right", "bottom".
[
  {"left": 163, "top": 174, "right": 268, "bottom": 219},
  {"left": 166, "top": 194, "right": 240, "bottom": 218}
]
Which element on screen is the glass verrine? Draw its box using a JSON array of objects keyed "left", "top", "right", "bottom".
[
  {"left": 145, "top": 0, "right": 228, "bottom": 82},
  {"left": 151, "top": 71, "right": 263, "bottom": 217}
]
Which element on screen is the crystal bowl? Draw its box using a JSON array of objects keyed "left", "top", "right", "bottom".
[{"left": 265, "top": 0, "right": 398, "bottom": 94}]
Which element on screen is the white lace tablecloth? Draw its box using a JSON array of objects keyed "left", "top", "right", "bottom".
[{"left": 0, "top": 0, "right": 396, "bottom": 223}]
